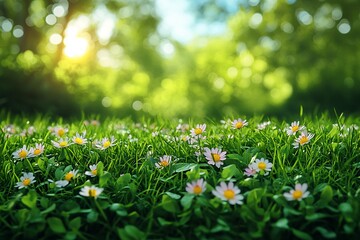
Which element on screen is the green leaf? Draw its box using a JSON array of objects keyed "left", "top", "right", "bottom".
[
  {"left": 339, "top": 202, "right": 353, "bottom": 222},
  {"left": 41, "top": 203, "right": 56, "bottom": 215},
  {"left": 247, "top": 188, "right": 265, "bottom": 209},
  {"left": 21, "top": 189, "right": 37, "bottom": 209},
  {"left": 273, "top": 194, "right": 288, "bottom": 207},
  {"left": 315, "top": 227, "right": 336, "bottom": 239},
  {"left": 165, "top": 191, "right": 181, "bottom": 199},
  {"left": 157, "top": 217, "right": 173, "bottom": 226},
  {"left": 172, "top": 163, "right": 197, "bottom": 173},
  {"left": 186, "top": 165, "right": 201, "bottom": 180},
  {"left": 273, "top": 218, "right": 289, "bottom": 229},
  {"left": 69, "top": 217, "right": 81, "bottom": 230},
  {"left": 226, "top": 154, "right": 242, "bottom": 160},
  {"left": 116, "top": 173, "right": 131, "bottom": 188},
  {"left": 315, "top": 185, "right": 333, "bottom": 207},
  {"left": 292, "top": 228, "right": 313, "bottom": 240},
  {"left": 160, "top": 195, "right": 179, "bottom": 213},
  {"left": 97, "top": 161, "right": 104, "bottom": 176},
  {"left": 221, "top": 164, "right": 241, "bottom": 179},
  {"left": 55, "top": 168, "right": 64, "bottom": 180},
  {"left": 37, "top": 158, "right": 46, "bottom": 171},
  {"left": 117, "top": 225, "right": 146, "bottom": 240},
  {"left": 305, "top": 213, "right": 330, "bottom": 221},
  {"left": 99, "top": 171, "right": 112, "bottom": 187},
  {"left": 180, "top": 194, "right": 194, "bottom": 210},
  {"left": 87, "top": 210, "right": 99, "bottom": 223},
  {"left": 48, "top": 217, "right": 66, "bottom": 234},
  {"left": 60, "top": 200, "right": 81, "bottom": 214}
]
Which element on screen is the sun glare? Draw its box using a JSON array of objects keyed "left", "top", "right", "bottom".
[
  {"left": 62, "top": 15, "right": 91, "bottom": 58},
  {"left": 63, "top": 36, "right": 89, "bottom": 58}
]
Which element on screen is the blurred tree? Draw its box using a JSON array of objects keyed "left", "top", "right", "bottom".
[
  {"left": 178, "top": 0, "right": 360, "bottom": 116},
  {"left": 0, "top": 0, "right": 165, "bottom": 117}
]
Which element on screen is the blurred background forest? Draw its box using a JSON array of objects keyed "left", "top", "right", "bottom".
[{"left": 0, "top": 0, "right": 359, "bottom": 119}]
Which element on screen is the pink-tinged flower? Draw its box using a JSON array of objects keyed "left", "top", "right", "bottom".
[
  {"left": 79, "top": 185, "right": 103, "bottom": 199},
  {"left": 232, "top": 118, "right": 248, "bottom": 130},
  {"left": 190, "top": 124, "right": 206, "bottom": 137},
  {"left": 30, "top": 143, "right": 45, "bottom": 157},
  {"left": 12, "top": 145, "right": 33, "bottom": 160},
  {"left": 283, "top": 183, "right": 310, "bottom": 201},
  {"left": 72, "top": 132, "right": 88, "bottom": 145},
  {"left": 85, "top": 164, "right": 98, "bottom": 177},
  {"left": 212, "top": 182, "right": 244, "bottom": 205},
  {"left": 293, "top": 131, "right": 314, "bottom": 148},
  {"left": 186, "top": 179, "right": 206, "bottom": 195},
  {"left": 286, "top": 121, "right": 305, "bottom": 136},
  {"left": 244, "top": 165, "right": 257, "bottom": 177},
  {"left": 15, "top": 172, "right": 36, "bottom": 189},
  {"left": 51, "top": 138, "right": 72, "bottom": 148},
  {"left": 203, "top": 147, "right": 227, "bottom": 168},
  {"left": 155, "top": 155, "right": 172, "bottom": 169},
  {"left": 94, "top": 136, "right": 117, "bottom": 150},
  {"left": 250, "top": 158, "right": 273, "bottom": 176}
]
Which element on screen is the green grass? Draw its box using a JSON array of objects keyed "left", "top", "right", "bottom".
[{"left": 0, "top": 113, "right": 359, "bottom": 240}]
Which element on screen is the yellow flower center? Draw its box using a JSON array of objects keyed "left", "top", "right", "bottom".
[
  {"left": 235, "top": 121, "right": 243, "bottom": 129},
  {"left": 88, "top": 189, "right": 97, "bottom": 197},
  {"left": 91, "top": 169, "right": 98, "bottom": 176},
  {"left": 299, "top": 136, "right": 309, "bottom": 145},
  {"left": 33, "top": 149, "right": 41, "bottom": 155},
  {"left": 212, "top": 153, "right": 221, "bottom": 162},
  {"left": 292, "top": 190, "right": 303, "bottom": 200},
  {"left": 65, "top": 172, "right": 74, "bottom": 181},
  {"left": 224, "top": 189, "right": 235, "bottom": 200},
  {"left": 59, "top": 141, "right": 67, "bottom": 147},
  {"left": 103, "top": 140, "right": 111, "bottom": 148},
  {"left": 193, "top": 185, "right": 202, "bottom": 195},
  {"left": 194, "top": 128, "right": 202, "bottom": 135},
  {"left": 58, "top": 129, "right": 65, "bottom": 137},
  {"left": 160, "top": 161, "right": 169, "bottom": 167},
  {"left": 19, "top": 150, "right": 27, "bottom": 158},
  {"left": 75, "top": 137, "right": 83, "bottom": 144},
  {"left": 258, "top": 162, "right": 266, "bottom": 170},
  {"left": 22, "top": 178, "right": 31, "bottom": 186},
  {"left": 291, "top": 125, "right": 299, "bottom": 132}
]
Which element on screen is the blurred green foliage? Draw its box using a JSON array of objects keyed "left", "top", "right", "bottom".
[{"left": 0, "top": 0, "right": 359, "bottom": 119}]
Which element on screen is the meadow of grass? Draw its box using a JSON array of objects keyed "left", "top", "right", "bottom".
[{"left": 0, "top": 112, "right": 359, "bottom": 240}]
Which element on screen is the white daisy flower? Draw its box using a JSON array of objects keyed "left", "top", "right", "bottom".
[
  {"left": 79, "top": 185, "right": 104, "bottom": 199},
  {"left": 232, "top": 118, "right": 248, "bottom": 130},
  {"left": 212, "top": 182, "right": 244, "bottom": 205},
  {"left": 15, "top": 172, "right": 36, "bottom": 189},
  {"left": 64, "top": 169, "right": 79, "bottom": 181},
  {"left": 155, "top": 155, "right": 172, "bottom": 169},
  {"left": 283, "top": 183, "right": 310, "bottom": 201},
  {"left": 203, "top": 147, "right": 227, "bottom": 168},
  {"left": 72, "top": 132, "right": 87, "bottom": 145},
  {"left": 186, "top": 179, "right": 206, "bottom": 195},
  {"left": 51, "top": 138, "right": 72, "bottom": 148},
  {"left": 30, "top": 143, "right": 45, "bottom": 157},
  {"left": 94, "top": 136, "right": 117, "bottom": 150},
  {"left": 12, "top": 145, "right": 33, "bottom": 160},
  {"left": 85, "top": 164, "right": 98, "bottom": 177},
  {"left": 250, "top": 158, "right": 273, "bottom": 176},
  {"left": 292, "top": 131, "right": 314, "bottom": 148},
  {"left": 286, "top": 121, "right": 304, "bottom": 136},
  {"left": 190, "top": 124, "right": 206, "bottom": 137}
]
